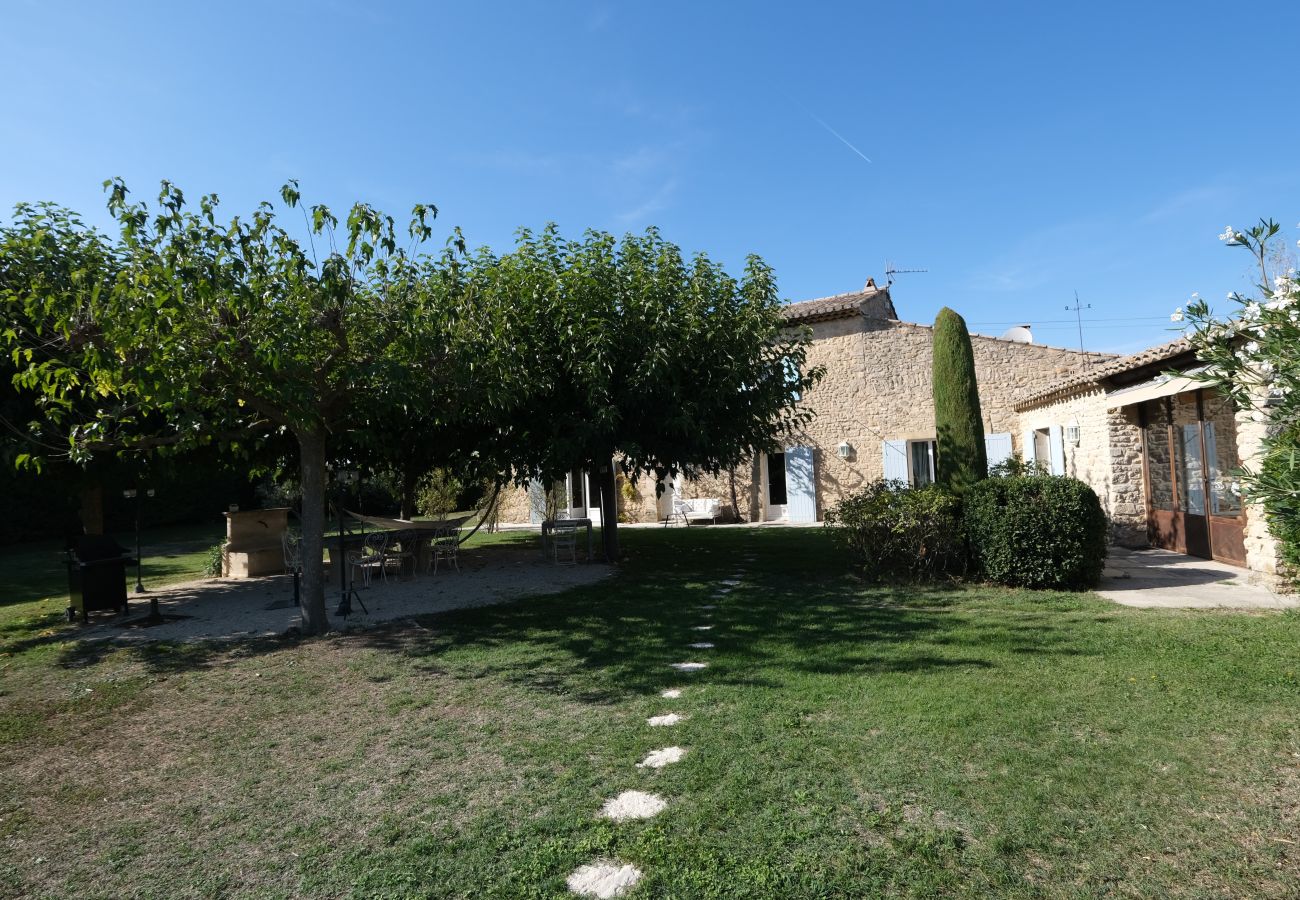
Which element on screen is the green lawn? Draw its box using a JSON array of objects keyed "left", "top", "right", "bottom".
[{"left": 1, "top": 527, "right": 1297, "bottom": 898}]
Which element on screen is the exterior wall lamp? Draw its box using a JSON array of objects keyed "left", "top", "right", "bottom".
[{"left": 837, "top": 441, "right": 854, "bottom": 460}]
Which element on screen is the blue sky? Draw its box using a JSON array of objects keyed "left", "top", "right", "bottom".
[{"left": 3, "top": 0, "right": 1298, "bottom": 354}]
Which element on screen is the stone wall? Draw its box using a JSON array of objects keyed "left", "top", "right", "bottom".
[{"left": 1017, "top": 389, "right": 1146, "bottom": 546}]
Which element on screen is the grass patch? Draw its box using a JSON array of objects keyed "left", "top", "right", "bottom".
[{"left": 0, "top": 527, "right": 1296, "bottom": 898}]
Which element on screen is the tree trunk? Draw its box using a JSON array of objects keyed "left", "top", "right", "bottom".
[
  {"left": 79, "top": 483, "right": 104, "bottom": 535},
  {"left": 296, "top": 428, "right": 331, "bottom": 635},
  {"left": 399, "top": 463, "right": 418, "bottom": 520},
  {"left": 598, "top": 458, "right": 620, "bottom": 563}
]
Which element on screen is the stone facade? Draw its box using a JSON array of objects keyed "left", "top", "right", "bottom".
[
  {"left": 1016, "top": 389, "right": 1146, "bottom": 546},
  {"left": 496, "top": 286, "right": 1106, "bottom": 526}
]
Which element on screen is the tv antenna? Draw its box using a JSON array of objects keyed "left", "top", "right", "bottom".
[
  {"left": 884, "top": 260, "right": 927, "bottom": 287},
  {"left": 1066, "top": 291, "right": 1092, "bottom": 360}
]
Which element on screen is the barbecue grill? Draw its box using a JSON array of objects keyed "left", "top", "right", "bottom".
[{"left": 65, "top": 535, "right": 137, "bottom": 623}]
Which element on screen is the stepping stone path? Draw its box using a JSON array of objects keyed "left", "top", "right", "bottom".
[
  {"left": 567, "top": 860, "right": 643, "bottom": 898},
  {"left": 647, "top": 713, "right": 684, "bottom": 727},
  {"left": 571, "top": 548, "right": 764, "bottom": 896},
  {"left": 637, "top": 746, "right": 685, "bottom": 769},
  {"left": 600, "top": 790, "right": 667, "bottom": 821}
]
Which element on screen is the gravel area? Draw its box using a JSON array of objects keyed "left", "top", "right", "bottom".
[{"left": 79, "top": 546, "right": 612, "bottom": 643}]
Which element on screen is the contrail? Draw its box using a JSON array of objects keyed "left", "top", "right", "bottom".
[{"left": 808, "top": 112, "right": 872, "bottom": 163}]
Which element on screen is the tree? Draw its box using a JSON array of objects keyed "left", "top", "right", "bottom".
[
  {"left": 1, "top": 181, "right": 457, "bottom": 634},
  {"left": 932, "top": 306, "right": 987, "bottom": 494},
  {"left": 475, "top": 225, "right": 821, "bottom": 561},
  {"left": 1182, "top": 219, "right": 1300, "bottom": 579}
]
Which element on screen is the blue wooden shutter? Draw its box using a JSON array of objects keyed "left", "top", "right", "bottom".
[
  {"left": 882, "top": 440, "right": 909, "bottom": 484},
  {"left": 785, "top": 446, "right": 817, "bottom": 522},
  {"left": 984, "top": 432, "right": 1013, "bottom": 473},
  {"left": 1048, "top": 424, "right": 1066, "bottom": 475}
]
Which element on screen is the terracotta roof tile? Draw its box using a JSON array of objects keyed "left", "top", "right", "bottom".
[
  {"left": 781, "top": 285, "right": 895, "bottom": 323},
  {"left": 1015, "top": 336, "right": 1193, "bottom": 410}
]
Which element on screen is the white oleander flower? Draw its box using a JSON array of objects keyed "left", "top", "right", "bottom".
[
  {"left": 1171, "top": 308, "right": 1184, "bottom": 322},
  {"left": 1219, "top": 226, "right": 1239, "bottom": 242}
]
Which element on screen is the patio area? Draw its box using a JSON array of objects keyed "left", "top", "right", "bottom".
[
  {"left": 1097, "top": 546, "right": 1298, "bottom": 610},
  {"left": 78, "top": 544, "right": 611, "bottom": 643}
]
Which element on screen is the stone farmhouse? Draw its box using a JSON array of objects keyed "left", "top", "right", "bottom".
[{"left": 495, "top": 280, "right": 1284, "bottom": 584}]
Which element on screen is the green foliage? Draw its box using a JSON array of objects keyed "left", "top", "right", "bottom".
[
  {"left": 987, "top": 452, "right": 1049, "bottom": 478},
  {"left": 416, "top": 468, "right": 465, "bottom": 518},
  {"left": 964, "top": 475, "right": 1108, "bottom": 589},
  {"left": 202, "top": 541, "right": 226, "bottom": 577},
  {"left": 467, "top": 225, "right": 823, "bottom": 559},
  {"left": 0, "top": 183, "right": 460, "bottom": 633},
  {"left": 931, "top": 307, "right": 987, "bottom": 495},
  {"left": 1182, "top": 219, "right": 1300, "bottom": 584},
  {"left": 1256, "top": 423, "right": 1300, "bottom": 575},
  {"left": 824, "top": 479, "right": 964, "bottom": 581}
]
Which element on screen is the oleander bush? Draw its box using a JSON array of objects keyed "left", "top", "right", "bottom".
[
  {"left": 964, "top": 474, "right": 1108, "bottom": 589},
  {"left": 824, "top": 479, "right": 964, "bottom": 581}
]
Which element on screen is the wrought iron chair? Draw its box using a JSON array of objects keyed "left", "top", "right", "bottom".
[
  {"left": 348, "top": 531, "right": 388, "bottom": 588},
  {"left": 384, "top": 530, "right": 417, "bottom": 580},
  {"left": 428, "top": 526, "right": 460, "bottom": 574},
  {"left": 281, "top": 531, "right": 302, "bottom": 574}
]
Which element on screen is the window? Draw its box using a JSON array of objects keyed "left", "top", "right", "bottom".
[{"left": 908, "top": 439, "right": 937, "bottom": 487}]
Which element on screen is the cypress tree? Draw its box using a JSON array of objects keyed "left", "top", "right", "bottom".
[{"left": 932, "top": 307, "right": 987, "bottom": 494}]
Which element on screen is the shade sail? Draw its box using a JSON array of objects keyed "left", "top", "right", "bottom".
[{"left": 1105, "top": 365, "right": 1213, "bottom": 407}]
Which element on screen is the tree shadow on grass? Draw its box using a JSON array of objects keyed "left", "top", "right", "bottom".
[
  {"left": 32, "top": 528, "right": 1086, "bottom": 701},
  {"left": 348, "top": 529, "right": 1082, "bottom": 703}
]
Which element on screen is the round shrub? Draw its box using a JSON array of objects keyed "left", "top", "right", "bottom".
[
  {"left": 963, "top": 475, "right": 1108, "bottom": 589},
  {"left": 824, "top": 479, "right": 964, "bottom": 581}
]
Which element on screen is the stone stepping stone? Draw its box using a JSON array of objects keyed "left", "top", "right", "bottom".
[
  {"left": 721, "top": 579, "right": 742, "bottom": 586},
  {"left": 567, "top": 859, "right": 643, "bottom": 898},
  {"left": 637, "top": 746, "right": 686, "bottom": 769},
  {"left": 688, "top": 642, "right": 715, "bottom": 649},
  {"left": 600, "top": 790, "right": 667, "bottom": 821},
  {"left": 691, "top": 625, "right": 713, "bottom": 631},
  {"left": 660, "top": 688, "right": 682, "bottom": 699},
  {"left": 670, "top": 661, "right": 708, "bottom": 671},
  {"left": 696, "top": 604, "right": 717, "bottom": 610},
  {"left": 648, "top": 713, "right": 684, "bottom": 727}
]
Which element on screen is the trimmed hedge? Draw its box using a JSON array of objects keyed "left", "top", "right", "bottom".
[
  {"left": 824, "top": 479, "right": 964, "bottom": 581},
  {"left": 964, "top": 475, "right": 1108, "bottom": 589}
]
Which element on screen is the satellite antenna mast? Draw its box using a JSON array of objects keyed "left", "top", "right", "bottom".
[
  {"left": 884, "top": 260, "right": 928, "bottom": 287},
  {"left": 1066, "top": 291, "right": 1092, "bottom": 361}
]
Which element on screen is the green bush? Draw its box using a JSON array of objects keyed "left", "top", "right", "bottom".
[
  {"left": 1257, "top": 423, "right": 1300, "bottom": 581},
  {"left": 964, "top": 475, "right": 1108, "bottom": 589},
  {"left": 824, "top": 480, "right": 964, "bottom": 581}
]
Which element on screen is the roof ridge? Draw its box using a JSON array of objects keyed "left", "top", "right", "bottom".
[
  {"left": 882, "top": 318, "right": 1118, "bottom": 357},
  {"left": 784, "top": 287, "right": 883, "bottom": 307},
  {"left": 1015, "top": 336, "right": 1194, "bottom": 409}
]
